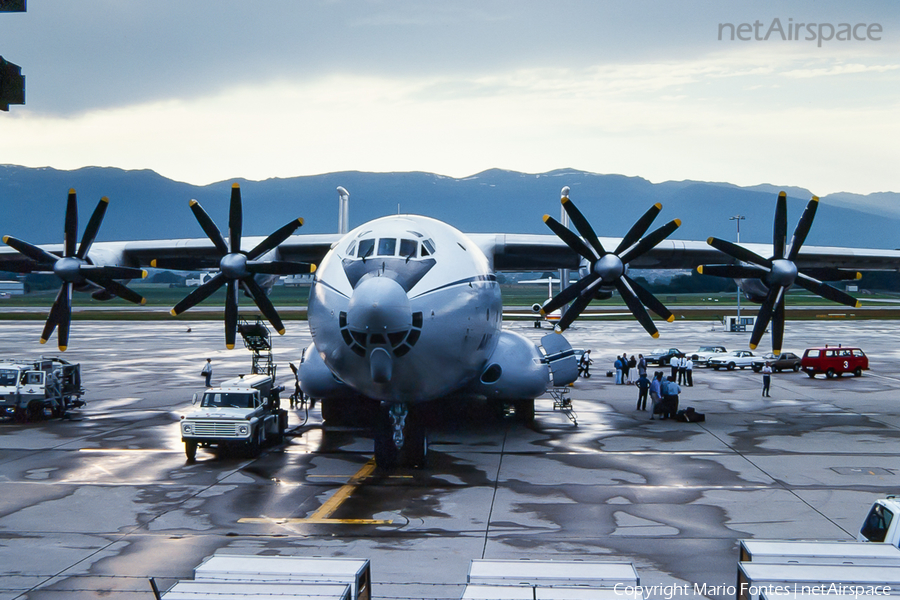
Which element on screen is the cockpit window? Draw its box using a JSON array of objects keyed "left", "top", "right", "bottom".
[
  {"left": 358, "top": 239, "right": 375, "bottom": 259},
  {"left": 400, "top": 239, "right": 417, "bottom": 258},
  {"left": 421, "top": 239, "right": 436, "bottom": 256},
  {"left": 346, "top": 241, "right": 357, "bottom": 257},
  {"left": 377, "top": 238, "right": 397, "bottom": 256}
]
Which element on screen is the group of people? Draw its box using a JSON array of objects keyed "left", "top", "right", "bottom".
[
  {"left": 634, "top": 371, "right": 682, "bottom": 420},
  {"left": 613, "top": 353, "right": 646, "bottom": 385},
  {"left": 668, "top": 354, "right": 694, "bottom": 387}
]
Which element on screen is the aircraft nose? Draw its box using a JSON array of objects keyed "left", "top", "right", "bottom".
[{"left": 347, "top": 276, "right": 413, "bottom": 338}]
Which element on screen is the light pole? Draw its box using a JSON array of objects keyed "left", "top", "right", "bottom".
[{"left": 730, "top": 215, "right": 745, "bottom": 329}]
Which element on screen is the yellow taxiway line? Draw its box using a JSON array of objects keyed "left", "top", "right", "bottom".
[{"left": 238, "top": 458, "right": 394, "bottom": 525}]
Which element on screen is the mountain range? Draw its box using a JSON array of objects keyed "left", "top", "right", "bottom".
[{"left": 1, "top": 164, "right": 897, "bottom": 249}]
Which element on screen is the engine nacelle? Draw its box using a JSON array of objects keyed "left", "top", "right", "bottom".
[
  {"left": 465, "top": 330, "right": 550, "bottom": 400},
  {"left": 298, "top": 343, "right": 352, "bottom": 400}
]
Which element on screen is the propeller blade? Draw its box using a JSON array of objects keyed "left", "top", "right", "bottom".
[
  {"left": 82, "top": 265, "right": 147, "bottom": 280},
  {"left": 787, "top": 196, "right": 819, "bottom": 261},
  {"left": 543, "top": 215, "right": 596, "bottom": 261},
  {"left": 224, "top": 279, "right": 238, "bottom": 349},
  {"left": 802, "top": 268, "right": 861, "bottom": 282},
  {"left": 84, "top": 277, "right": 146, "bottom": 305},
  {"left": 64, "top": 189, "right": 77, "bottom": 258},
  {"left": 615, "top": 203, "right": 662, "bottom": 255},
  {"left": 614, "top": 279, "right": 659, "bottom": 338},
  {"left": 707, "top": 237, "right": 773, "bottom": 269},
  {"left": 697, "top": 264, "right": 768, "bottom": 279},
  {"left": 42, "top": 283, "right": 72, "bottom": 351},
  {"left": 247, "top": 218, "right": 304, "bottom": 260},
  {"left": 749, "top": 286, "right": 783, "bottom": 350},
  {"left": 149, "top": 258, "right": 215, "bottom": 271},
  {"left": 773, "top": 192, "right": 787, "bottom": 260},
  {"left": 561, "top": 197, "right": 605, "bottom": 257},
  {"left": 171, "top": 273, "right": 226, "bottom": 315},
  {"left": 624, "top": 274, "right": 673, "bottom": 322},
  {"left": 541, "top": 274, "right": 598, "bottom": 315},
  {"left": 555, "top": 292, "right": 594, "bottom": 332},
  {"left": 772, "top": 294, "right": 785, "bottom": 355},
  {"left": 246, "top": 260, "right": 314, "bottom": 276},
  {"left": 3, "top": 235, "right": 60, "bottom": 266},
  {"left": 619, "top": 219, "right": 681, "bottom": 265},
  {"left": 77, "top": 197, "right": 109, "bottom": 259},
  {"left": 795, "top": 273, "right": 860, "bottom": 307},
  {"left": 243, "top": 277, "right": 285, "bottom": 335},
  {"left": 189, "top": 200, "right": 229, "bottom": 256},
  {"left": 229, "top": 184, "right": 243, "bottom": 255}
]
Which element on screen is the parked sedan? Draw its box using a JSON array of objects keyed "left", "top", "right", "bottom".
[
  {"left": 689, "top": 345, "right": 727, "bottom": 367},
  {"left": 709, "top": 350, "right": 757, "bottom": 370},
  {"left": 644, "top": 347, "right": 681, "bottom": 366},
  {"left": 751, "top": 352, "right": 802, "bottom": 373}
]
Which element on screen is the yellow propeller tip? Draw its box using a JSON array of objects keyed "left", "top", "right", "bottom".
[
  {"left": 226, "top": 344, "right": 235, "bottom": 350},
  {"left": 232, "top": 182, "right": 240, "bottom": 189},
  {"left": 278, "top": 329, "right": 286, "bottom": 335},
  {"left": 674, "top": 218, "right": 682, "bottom": 227},
  {"left": 667, "top": 315, "right": 675, "bottom": 323},
  {"left": 100, "top": 196, "right": 109, "bottom": 204},
  {"left": 310, "top": 264, "right": 317, "bottom": 273},
  {"left": 855, "top": 301, "right": 862, "bottom": 308},
  {"left": 150, "top": 259, "right": 158, "bottom": 268},
  {"left": 652, "top": 332, "right": 660, "bottom": 339},
  {"left": 1, "top": 236, "right": 8, "bottom": 243},
  {"left": 141, "top": 270, "right": 148, "bottom": 279},
  {"left": 855, "top": 272, "right": 862, "bottom": 280},
  {"left": 169, "top": 309, "right": 178, "bottom": 316},
  {"left": 561, "top": 197, "right": 570, "bottom": 205},
  {"left": 68, "top": 188, "right": 76, "bottom": 194},
  {"left": 542, "top": 214, "right": 551, "bottom": 222},
  {"left": 696, "top": 266, "right": 704, "bottom": 274},
  {"left": 539, "top": 309, "right": 547, "bottom": 316},
  {"left": 749, "top": 343, "right": 757, "bottom": 350},
  {"left": 297, "top": 217, "right": 304, "bottom": 226},
  {"left": 654, "top": 202, "right": 662, "bottom": 209},
  {"left": 706, "top": 237, "right": 715, "bottom": 245},
  {"left": 189, "top": 199, "right": 198, "bottom": 206},
  {"left": 39, "top": 338, "right": 47, "bottom": 344},
  {"left": 59, "top": 346, "right": 67, "bottom": 352},
  {"left": 773, "top": 349, "right": 781, "bottom": 356},
  {"left": 811, "top": 195, "right": 820, "bottom": 203},
  {"left": 140, "top": 298, "right": 147, "bottom": 305},
  {"left": 778, "top": 191, "right": 787, "bottom": 198}
]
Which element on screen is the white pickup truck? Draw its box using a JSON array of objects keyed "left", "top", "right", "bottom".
[
  {"left": 179, "top": 374, "right": 287, "bottom": 460},
  {"left": 858, "top": 496, "right": 900, "bottom": 547}
]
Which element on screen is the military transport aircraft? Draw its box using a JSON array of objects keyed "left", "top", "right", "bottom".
[{"left": 3, "top": 183, "right": 900, "bottom": 467}]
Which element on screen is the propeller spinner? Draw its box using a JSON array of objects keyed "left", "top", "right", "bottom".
[
  {"left": 2, "top": 189, "right": 147, "bottom": 351},
  {"left": 541, "top": 187, "right": 682, "bottom": 337},
  {"left": 156, "top": 183, "right": 313, "bottom": 349},
  {"left": 698, "top": 192, "right": 861, "bottom": 355}
]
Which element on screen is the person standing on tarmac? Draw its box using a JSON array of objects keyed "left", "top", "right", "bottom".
[
  {"left": 202, "top": 358, "right": 212, "bottom": 387},
  {"left": 685, "top": 356, "right": 694, "bottom": 387},
  {"left": 635, "top": 371, "right": 650, "bottom": 411},
  {"left": 762, "top": 362, "right": 773, "bottom": 397}
]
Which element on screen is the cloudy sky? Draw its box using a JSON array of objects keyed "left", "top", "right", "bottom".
[{"left": 1, "top": 1, "right": 898, "bottom": 194}]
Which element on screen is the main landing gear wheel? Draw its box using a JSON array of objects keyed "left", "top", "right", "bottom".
[
  {"left": 374, "top": 402, "right": 428, "bottom": 469},
  {"left": 514, "top": 399, "right": 535, "bottom": 426}
]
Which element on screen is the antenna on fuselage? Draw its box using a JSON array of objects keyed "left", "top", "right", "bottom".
[{"left": 337, "top": 186, "right": 350, "bottom": 234}]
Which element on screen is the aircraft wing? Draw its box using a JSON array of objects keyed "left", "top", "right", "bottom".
[{"left": 472, "top": 234, "right": 900, "bottom": 272}]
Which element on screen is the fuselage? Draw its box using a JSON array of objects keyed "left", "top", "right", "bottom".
[{"left": 307, "top": 215, "right": 503, "bottom": 403}]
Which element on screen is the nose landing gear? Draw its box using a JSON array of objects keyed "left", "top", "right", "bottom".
[{"left": 374, "top": 401, "right": 428, "bottom": 469}]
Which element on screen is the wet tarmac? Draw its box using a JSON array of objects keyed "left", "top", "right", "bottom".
[{"left": 1, "top": 319, "right": 899, "bottom": 599}]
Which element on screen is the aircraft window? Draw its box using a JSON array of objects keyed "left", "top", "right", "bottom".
[
  {"left": 422, "top": 239, "right": 435, "bottom": 256},
  {"left": 377, "top": 238, "right": 396, "bottom": 256},
  {"left": 0, "top": 369, "right": 17, "bottom": 386},
  {"left": 400, "top": 239, "right": 417, "bottom": 258},
  {"left": 358, "top": 239, "right": 375, "bottom": 259},
  {"left": 346, "top": 242, "right": 357, "bottom": 257},
  {"left": 201, "top": 392, "right": 255, "bottom": 409}
]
